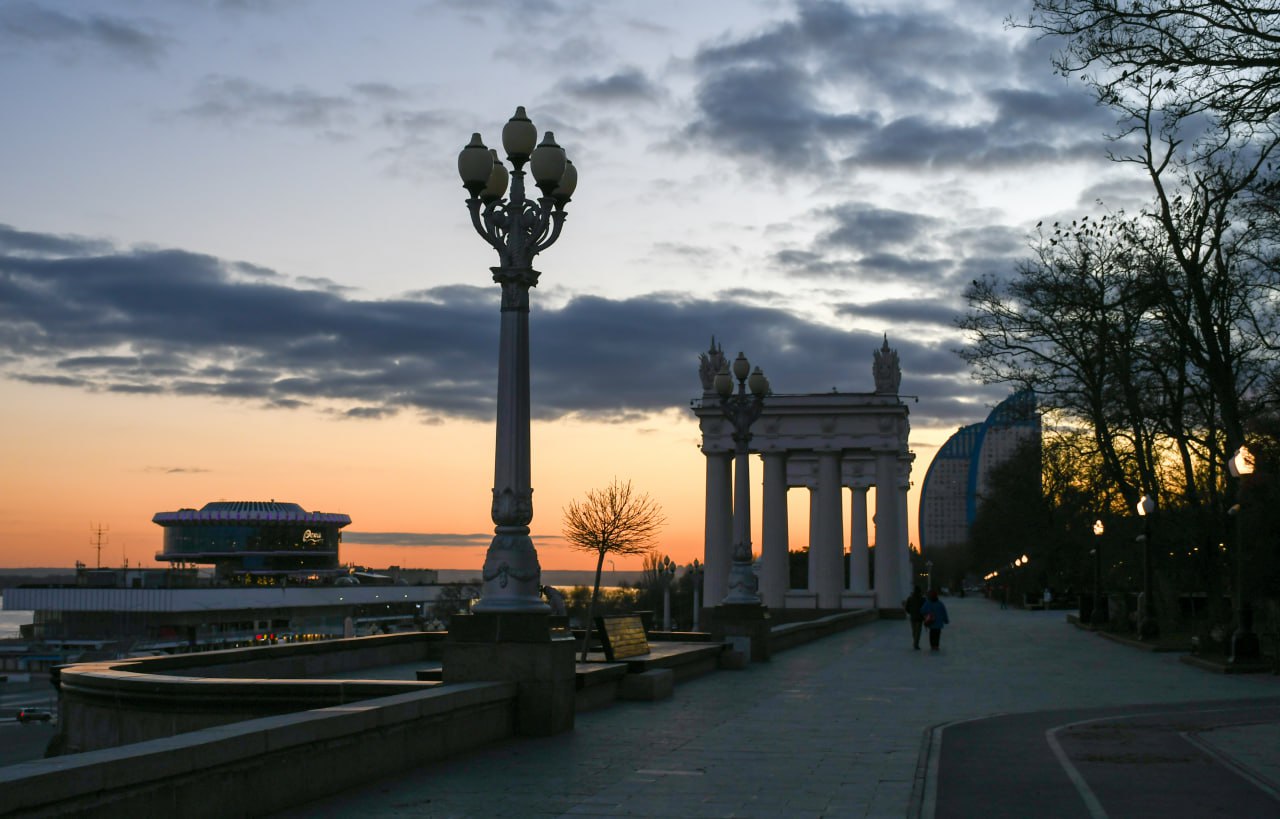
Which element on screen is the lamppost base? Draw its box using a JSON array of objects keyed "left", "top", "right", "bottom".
[
  {"left": 707, "top": 604, "right": 771, "bottom": 663},
  {"left": 444, "top": 612, "right": 575, "bottom": 736},
  {"left": 1229, "top": 630, "right": 1260, "bottom": 664},
  {"left": 472, "top": 530, "right": 549, "bottom": 614}
]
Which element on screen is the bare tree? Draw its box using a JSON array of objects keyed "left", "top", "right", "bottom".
[
  {"left": 1023, "top": 0, "right": 1280, "bottom": 132},
  {"left": 562, "top": 479, "right": 665, "bottom": 661}
]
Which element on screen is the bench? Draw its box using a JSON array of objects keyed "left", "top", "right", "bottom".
[{"left": 595, "top": 615, "right": 650, "bottom": 661}]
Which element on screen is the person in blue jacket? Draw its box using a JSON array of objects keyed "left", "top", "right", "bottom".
[{"left": 920, "top": 589, "right": 950, "bottom": 651}]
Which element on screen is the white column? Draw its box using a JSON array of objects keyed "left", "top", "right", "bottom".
[
  {"left": 806, "top": 485, "right": 819, "bottom": 594},
  {"left": 848, "top": 485, "right": 870, "bottom": 593},
  {"left": 897, "top": 481, "right": 912, "bottom": 600},
  {"left": 815, "top": 451, "right": 844, "bottom": 609},
  {"left": 703, "top": 452, "right": 732, "bottom": 606},
  {"left": 760, "top": 452, "right": 789, "bottom": 609},
  {"left": 873, "top": 454, "right": 901, "bottom": 609}
]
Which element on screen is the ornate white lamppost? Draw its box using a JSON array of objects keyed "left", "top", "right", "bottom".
[
  {"left": 1135, "top": 494, "right": 1158, "bottom": 639},
  {"left": 713, "top": 352, "right": 769, "bottom": 604},
  {"left": 456, "top": 107, "right": 578, "bottom": 612},
  {"left": 1227, "top": 445, "right": 1258, "bottom": 663}
]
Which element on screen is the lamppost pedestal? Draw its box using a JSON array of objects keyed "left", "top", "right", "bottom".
[
  {"left": 706, "top": 603, "right": 772, "bottom": 663},
  {"left": 443, "top": 613, "right": 576, "bottom": 736}
]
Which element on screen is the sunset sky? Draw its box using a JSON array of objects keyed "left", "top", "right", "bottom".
[{"left": 0, "top": 0, "right": 1149, "bottom": 572}]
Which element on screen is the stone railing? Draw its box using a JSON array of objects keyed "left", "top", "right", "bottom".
[{"left": 1, "top": 682, "right": 515, "bottom": 819}]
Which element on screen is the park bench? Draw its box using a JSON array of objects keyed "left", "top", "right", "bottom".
[{"left": 595, "top": 615, "right": 650, "bottom": 661}]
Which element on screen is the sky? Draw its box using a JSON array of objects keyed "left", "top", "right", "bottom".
[{"left": 0, "top": 0, "right": 1151, "bottom": 573}]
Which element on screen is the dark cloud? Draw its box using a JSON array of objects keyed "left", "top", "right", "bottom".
[
  {"left": 183, "top": 75, "right": 358, "bottom": 134},
  {"left": 836, "top": 298, "right": 962, "bottom": 328},
  {"left": 142, "top": 466, "right": 212, "bottom": 474},
  {"left": 0, "top": 2, "right": 168, "bottom": 66},
  {"left": 683, "top": 61, "right": 879, "bottom": 175},
  {"left": 819, "top": 204, "right": 938, "bottom": 251},
  {"left": 559, "top": 67, "right": 661, "bottom": 103},
  {"left": 0, "top": 227, "right": 994, "bottom": 428},
  {"left": 683, "top": 1, "right": 1107, "bottom": 176},
  {"left": 0, "top": 223, "right": 112, "bottom": 257},
  {"left": 342, "top": 531, "right": 494, "bottom": 547}
]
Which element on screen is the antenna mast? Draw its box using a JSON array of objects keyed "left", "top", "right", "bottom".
[{"left": 90, "top": 523, "right": 109, "bottom": 569}]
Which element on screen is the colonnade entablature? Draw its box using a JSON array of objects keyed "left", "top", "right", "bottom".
[{"left": 693, "top": 337, "right": 915, "bottom": 613}]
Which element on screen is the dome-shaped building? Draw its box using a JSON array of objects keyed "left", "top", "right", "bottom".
[
  {"left": 918, "top": 390, "right": 1041, "bottom": 553},
  {"left": 153, "top": 500, "right": 351, "bottom": 581}
]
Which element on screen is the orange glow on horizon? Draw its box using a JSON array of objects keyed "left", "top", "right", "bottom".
[{"left": 1, "top": 380, "right": 943, "bottom": 572}]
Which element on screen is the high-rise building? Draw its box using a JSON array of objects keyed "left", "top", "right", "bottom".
[{"left": 918, "top": 390, "right": 1040, "bottom": 552}]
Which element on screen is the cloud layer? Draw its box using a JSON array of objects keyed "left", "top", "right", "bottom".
[{"left": 0, "top": 224, "right": 999, "bottom": 427}]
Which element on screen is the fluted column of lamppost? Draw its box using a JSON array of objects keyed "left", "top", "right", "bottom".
[
  {"left": 1135, "top": 494, "right": 1158, "bottom": 639},
  {"left": 1091, "top": 519, "right": 1106, "bottom": 627},
  {"left": 714, "top": 352, "right": 769, "bottom": 605},
  {"left": 1228, "top": 445, "right": 1257, "bottom": 662},
  {"left": 457, "top": 107, "right": 578, "bottom": 612}
]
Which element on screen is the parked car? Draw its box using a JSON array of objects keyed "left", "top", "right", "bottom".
[{"left": 16, "top": 708, "right": 52, "bottom": 723}]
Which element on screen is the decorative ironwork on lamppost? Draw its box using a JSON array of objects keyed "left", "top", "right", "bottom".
[
  {"left": 1091, "top": 519, "right": 1106, "bottom": 627},
  {"left": 1227, "top": 444, "right": 1258, "bottom": 663},
  {"left": 714, "top": 352, "right": 769, "bottom": 605},
  {"left": 1135, "top": 494, "right": 1158, "bottom": 639},
  {"left": 457, "top": 107, "right": 578, "bottom": 612}
]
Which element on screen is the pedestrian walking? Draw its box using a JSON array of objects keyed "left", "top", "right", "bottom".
[
  {"left": 903, "top": 586, "right": 925, "bottom": 650},
  {"left": 921, "top": 589, "right": 950, "bottom": 651},
  {"left": 999, "top": 585, "right": 1009, "bottom": 610}
]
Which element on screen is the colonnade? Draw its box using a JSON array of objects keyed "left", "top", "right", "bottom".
[
  {"left": 694, "top": 337, "right": 914, "bottom": 612},
  {"left": 702, "top": 447, "right": 913, "bottom": 611}
]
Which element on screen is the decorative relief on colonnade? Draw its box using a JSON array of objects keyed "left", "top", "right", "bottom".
[{"left": 692, "top": 335, "right": 915, "bottom": 613}]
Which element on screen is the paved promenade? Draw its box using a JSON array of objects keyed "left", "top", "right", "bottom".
[{"left": 281, "top": 597, "right": 1279, "bottom": 818}]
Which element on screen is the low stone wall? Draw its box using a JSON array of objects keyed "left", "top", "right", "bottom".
[
  {"left": 770, "top": 609, "right": 879, "bottom": 653},
  {"left": 55, "top": 633, "right": 447, "bottom": 754},
  {"left": 0, "top": 682, "right": 516, "bottom": 819}
]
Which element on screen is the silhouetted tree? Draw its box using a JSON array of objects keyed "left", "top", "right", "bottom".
[
  {"left": 562, "top": 479, "right": 665, "bottom": 661},
  {"left": 1023, "top": 1, "right": 1280, "bottom": 133}
]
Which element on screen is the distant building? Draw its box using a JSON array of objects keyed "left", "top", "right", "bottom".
[
  {"left": 153, "top": 500, "right": 350, "bottom": 581},
  {"left": 918, "top": 390, "right": 1041, "bottom": 553},
  {"left": 1, "top": 500, "right": 440, "bottom": 663}
]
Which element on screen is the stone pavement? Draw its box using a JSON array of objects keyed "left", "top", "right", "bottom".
[{"left": 279, "top": 597, "right": 1279, "bottom": 818}]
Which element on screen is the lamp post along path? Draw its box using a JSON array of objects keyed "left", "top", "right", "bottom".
[
  {"left": 1228, "top": 445, "right": 1258, "bottom": 663},
  {"left": 715, "top": 353, "right": 769, "bottom": 605},
  {"left": 1091, "top": 519, "right": 1106, "bottom": 627},
  {"left": 444, "top": 108, "right": 580, "bottom": 738},
  {"left": 1136, "top": 494, "right": 1158, "bottom": 640},
  {"left": 457, "top": 107, "right": 577, "bottom": 613}
]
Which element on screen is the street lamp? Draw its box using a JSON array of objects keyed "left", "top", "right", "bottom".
[
  {"left": 1135, "top": 494, "right": 1158, "bottom": 639},
  {"left": 457, "top": 107, "right": 578, "bottom": 612},
  {"left": 1227, "top": 444, "right": 1258, "bottom": 663},
  {"left": 1091, "top": 519, "right": 1106, "bottom": 627},
  {"left": 690, "top": 559, "right": 703, "bottom": 630},
  {"left": 659, "top": 555, "right": 676, "bottom": 631},
  {"left": 715, "top": 352, "right": 769, "bottom": 604}
]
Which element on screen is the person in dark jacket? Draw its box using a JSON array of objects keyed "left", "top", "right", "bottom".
[
  {"left": 903, "top": 586, "right": 925, "bottom": 649},
  {"left": 920, "top": 589, "right": 950, "bottom": 651}
]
